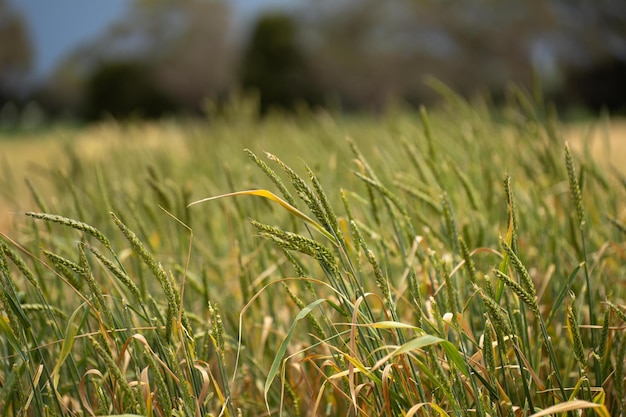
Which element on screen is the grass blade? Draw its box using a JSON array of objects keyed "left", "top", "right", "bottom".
[
  {"left": 529, "top": 400, "right": 609, "bottom": 417},
  {"left": 188, "top": 189, "right": 335, "bottom": 242},
  {"left": 264, "top": 298, "right": 327, "bottom": 413}
]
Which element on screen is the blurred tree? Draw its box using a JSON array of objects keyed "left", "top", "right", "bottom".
[
  {"left": 301, "top": 1, "right": 413, "bottom": 111},
  {"left": 97, "top": 0, "right": 235, "bottom": 111},
  {"left": 240, "top": 13, "right": 319, "bottom": 113},
  {"left": 562, "top": 57, "right": 626, "bottom": 114},
  {"left": 34, "top": 57, "right": 84, "bottom": 119},
  {"left": 301, "top": 0, "right": 626, "bottom": 111},
  {"left": 546, "top": 0, "right": 626, "bottom": 113},
  {"left": 0, "top": 0, "right": 32, "bottom": 101},
  {"left": 149, "top": 1, "right": 234, "bottom": 110},
  {"left": 39, "top": 0, "right": 234, "bottom": 118},
  {"left": 83, "top": 61, "right": 176, "bottom": 120},
  {"left": 302, "top": 1, "right": 542, "bottom": 109},
  {"left": 31, "top": 0, "right": 626, "bottom": 118}
]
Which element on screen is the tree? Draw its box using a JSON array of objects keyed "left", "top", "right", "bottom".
[
  {"left": 300, "top": 0, "right": 626, "bottom": 111},
  {"left": 148, "top": 1, "right": 235, "bottom": 110},
  {"left": 561, "top": 57, "right": 626, "bottom": 114},
  {"left": 40, "top": 0, "right": 235, "bottom": 118},
  {"left": 83, "top": 61, "right": 176, "bottom": 120},
  {"left": 301, "top": 1, "right": 411, "bottom": 111},
  {"left": 240, "top": 13, "right": 319, "bottom": 113},
  {"left": 0, "top": 0, "right": 33, "bottom": 101}
]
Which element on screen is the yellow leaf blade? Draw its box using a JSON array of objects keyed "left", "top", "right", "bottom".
[
  {"left": 188, "top": 189, "right": 335, "bottom": 242},
  {"left": 529, "top": 400, "right": 609, "bottom": 417}
]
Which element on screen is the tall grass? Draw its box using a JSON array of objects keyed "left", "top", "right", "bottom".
[{"left": 0, "top": 90, "right": 624, "bottom": 416}]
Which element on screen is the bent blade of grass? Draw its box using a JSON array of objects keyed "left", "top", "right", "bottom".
[
  {"left": 528, "top": 400, "right": 609, "bottom": 417},
  {"left": 546, "top": 262, "right": 581, "bottom": 327},
  {"left": 188, "top": 190, "right": 335, "bottom": 243},
  {"left": 264, "top": 298, "right": 327, "bottom": 413},
  {"left": 0, "top": 280, "right": 31, "bottom": 330},
  {"left": 327, "top": 364, "right": 375, "bottom": 381},
  {"left": 371, "top": 333, "right": 470, "bottom": 378},
  {"left": 366, "top": 320, "right": 420, "bottom": 330},
  {"left": 51, "top": 303, "right": 86, "bottom": 390},
  {"left": 405, "top": 401, "right": 452, "bottom": 417},
  {"left": 0, "top": 315, "right": 26, "bottom": 361},
  {"left": 99, "top": 415, "right": 145, "bottom": 417}
]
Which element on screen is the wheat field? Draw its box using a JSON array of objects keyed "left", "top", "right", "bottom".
[{"left": 0, "top": 93, "right": 625, "bottom": 416}]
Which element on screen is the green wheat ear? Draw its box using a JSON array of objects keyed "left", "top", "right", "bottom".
[
  {"left": 306, "top": 163, "right": 340, "bottom": 235},
  {"left": 25, "top": 212, "right": 111, "bottom": 249},
  {"left": 566, "top": 293, "right": 586, "bottom": 369},
  {"left": 89, "top": 335, "right": 141, "bottom": 413},
  {"left": 499, "top": 238, "right": 536, "bottom": 299},
  {"left": 84, "top": 242, "right": 143, "bottom": 302},
  {"left": 0, "top": 241, "right": 40, "bottom": 291},
  {"left": 475, "top": 284, "right": 512, "bottom": 336},
  {"left": 565, "top": 143, "right": 585, "bottom": 229},
  {"left": 265, "top": 152, "right": 329, "bottom": 228},
  {"left": 596, "top": 308, "right": 610, "bottom": 359},
  {"left": 110, "top": 212, "right": 179, "bottom": 341},
  {"left": 208, "top": 301, "right": 225, "bottom": 361},
  {"left": 244, "top": 148, "right": 297, "bottom": 207},
  {"left": 616, "top": 337, "right": 626, "bottom": 413},
  {"left": 482, "top": 320, "right": 496, "bottom": 380},
  {"left": 440, "top": 191, "right": 460, "bottom": 254},
  {"left": 493, "top": 269, "right": 538, "bottom": 314},
  {"left": 458, "top": 237, "right": 477, "bottom": 284}
]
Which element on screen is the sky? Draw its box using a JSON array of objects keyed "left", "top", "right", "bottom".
[{"left": 11, "top": 0, "right": 298, "bottom": 81}]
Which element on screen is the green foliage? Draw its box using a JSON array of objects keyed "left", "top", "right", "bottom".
[
  {"left": 240, "top": 13, "right": 319, "bottom": 113},
  {"left": 0, "top": 0, "right": 33, "bottom": 102},
  {"left": 0, "top": 92, "right": 624, "bottom": 416},
  {"left": 84, "top": 61, "right": 177, "bottom": 120}
]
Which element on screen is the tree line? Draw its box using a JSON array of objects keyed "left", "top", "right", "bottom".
[{"left": 1, "top": 0, "right": 625, "bottom": 123}]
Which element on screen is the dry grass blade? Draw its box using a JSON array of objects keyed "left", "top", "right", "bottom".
[
  {"left": 405, "top": 401, "right": 452, "bottom": 417},
  {"left": 79, "top": 368, "right": 104, "bottom": 417},
  {"left": 529, "top": 399, "right": 609, "bottom": 417}
]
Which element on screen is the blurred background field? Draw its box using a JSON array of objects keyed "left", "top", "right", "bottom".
[
  {"left": 1, "top": 0, "right": 625, "bottom": 124},
  {"left": 2, "top": 108, "right": 625, "bottom": 235}
]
